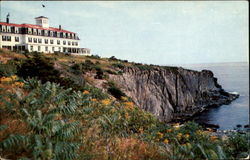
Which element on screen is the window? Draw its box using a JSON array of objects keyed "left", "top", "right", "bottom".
[
  {"left": 57, "top": 40, "right": 60, "bottom": 45},
  {"left": 2, "top": 36, "right": 7, "bottom": 41},
  {"left": 15, "top": 28, "right": 19, "bottom": 33},
  {"left": 1, "top": 26, "right": 6, "bottom": 32},
  {"left": 28, "top": 28, "right": 32, "bottom": 34},
  {"left": 34, "top": 38, "right": 37, "bottom": 43},
  {"left": 45, "top": 46, "right": 48, "bottom": 51},
  {"left": 45, "top": 39, "right": 48, "bottom": 44},
  {"left": 30, "top": 46, "right": 33, "bottom": 51},
  {"left": 59, "top": 47, "right": 61, "bottom": 52},
  {"left": 38, "top": 46, "right": 41, "bottom": 51},
  {"left": 50, "top": 39, "right": 54, "bottom": 44},
  {"left": 52, "top": 47, "right": 54, "bottom": 52},
  {"left": 7, "top": 26, "right": 11, "bottom": 32},
  {"left": 7, "top": 36, "right": 11, "bottom": 41},
  {"left": 15, "top": 37, "right": 19, "bottom": 42},
  {"left": 75, "top": 42, "right": 78, "bottom": 46},
  {"left": 38, "top": 38, "right": 42, "bottom": 43},
  {"left": 68, "top": 41, "right": 71, "bottom": 45},
  {"left": 33, "top": 29, "right": 37, "bottom": 35},
  {"left": 28, "top": 37, "right": 32, "bottom": 42},
  {"left": 72, "top": 42, "right": 74, "bottom": 46},
  {"left": 63, "top": 41, "right": 66, "bottom": 45}
]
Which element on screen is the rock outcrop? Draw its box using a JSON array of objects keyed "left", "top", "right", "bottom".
[{"left": 109, "top": 66, "right": 239, "bottom": 122}]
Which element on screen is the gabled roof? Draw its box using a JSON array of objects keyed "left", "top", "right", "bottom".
[
  {"left": 0, "top": 22, "right": 75, "bottom": 34},
  {"left": 35, "top": 16, "right": 48, "bottom": 19}
]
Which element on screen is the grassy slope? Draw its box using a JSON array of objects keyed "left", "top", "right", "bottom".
[{"left": 0, "top": 49, "right": 249, "bottom": 160}]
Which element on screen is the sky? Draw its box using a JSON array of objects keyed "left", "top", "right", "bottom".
[{"left": 0, "top": 1, "right": 248, "bottom": 65}]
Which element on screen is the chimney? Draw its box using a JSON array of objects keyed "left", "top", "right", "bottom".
[
  {"left": 6, "top": 13, "right": 10, "bottom": 23},
  {"left": 59, "top": 25, "right": 61, "bottom": 30}
]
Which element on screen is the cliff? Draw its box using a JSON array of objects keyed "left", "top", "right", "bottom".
[{"left": 109, "top": 66, "right": 239, "bottom": 122}]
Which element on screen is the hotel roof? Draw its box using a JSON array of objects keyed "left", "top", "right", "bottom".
[{"left": 0, "top": 22, "right": 75, "bottom": 34}]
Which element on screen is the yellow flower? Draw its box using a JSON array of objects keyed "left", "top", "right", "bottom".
[
  {"left": 125, "top": 112, "right": 130, "bottom": 119},
  {"left": 0, "top": 77, "right": 12, "bottom": 83},
  {"left": 210, "top": 136, "right": 218, "bottom": 141},
  {"left": 157, "top": 132, "right": 164, "bottom": 139},
  {"left": 91, "top": 98, "right": 97, "bottom": 102},
  {"left": 196, "top": 130, "right": 202, "bottom": 135},
  {"left": 184, "top": 134, "right": 190, "bottom": 139},
  {"left": 10, "top": 75, "right": 17, "bottom": 81},
  {"left": 173, "top": 123, "right": 180, "bottom": 130},
  {"left": 163, "top": 139, "right": 169, "bottom": 144},
  {"left": 111, "top": 108, "right": 116, "bottom": 113},
  {"left": 83, "top": 90, "right": 90, "bottom": 94},
  {"left": 177, "top": 133, "right": 182, "bottom": 140},
  {"left": 101, "top": 99, "right": 111, "bottom": 105},
  {"left": 14, "top": 82, "right": 24, "bottom": 87},
  {"left": 123, "top": 102, "right": 134, "bottom": 110},
  {"left": 138, "top": 127, "right": 144, "bottom": 133},
  {"left": 121, "top": 96, "right": 128, "bottom": 101}
]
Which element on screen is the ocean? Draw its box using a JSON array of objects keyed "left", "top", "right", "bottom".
[{"left": 181, "top": 62, "right": 249, "bottom": 130}]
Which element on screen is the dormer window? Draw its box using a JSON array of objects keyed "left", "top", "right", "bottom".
[
  {"left": 38, "top": 30, "right": 41, "bottom": 35},
  {"left": 28, "top": 28, "right": 32, "bottom": 34},
  {"left": 15, "top": 27, "right": 19, "bottom": 33},
  {"left": 33, "top": 29, "right": 37, "bottom": 35},
  {"left": 7, "top": 26, "right": 11, "bottom": 32},
  {"left": 2, "top": 26, "right": 6, "bottom": 32},
  {"left": 11, "top": 27, "right": 15, "bottom": 33}
]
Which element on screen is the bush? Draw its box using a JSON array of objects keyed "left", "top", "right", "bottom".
[
  {"left": 94, "top": 67, "right": 104, "bottom": 79},
  {"left": 112, "top": 63, "right": 125, "bottom": 69},
  {"left": 0, "top": 63, "right": 17, "bottom": 77},
  {"left": 0, "top": 80, "right": 82, "bottom": 159},
  {"left": 108, "top": 86, "right": 126, "bottom": 100},
  {"left": 89, "top": 54, "right": 100, "bottom": 59},
  {"left": 17, "top": 53, "right": 60, "bottom": 83},
  {"left": 70, "top": 63, "right": 82, "bottom": 75}
]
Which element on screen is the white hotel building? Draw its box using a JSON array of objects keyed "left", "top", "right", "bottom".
[{"left": 0, "top": 16, "right": 91, "bottom": 55}]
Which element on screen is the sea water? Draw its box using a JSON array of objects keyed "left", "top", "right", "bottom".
[{"left": 182, "top": 62, "right": 249, "bottom": 130}]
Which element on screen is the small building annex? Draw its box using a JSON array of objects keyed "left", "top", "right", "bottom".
[{"left": 0, "top": 15, "right": 91, "bottom": 55}]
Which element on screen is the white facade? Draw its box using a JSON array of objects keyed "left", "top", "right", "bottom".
[{"left": 0, "top": 16, "right": 91, "bottom": 55}]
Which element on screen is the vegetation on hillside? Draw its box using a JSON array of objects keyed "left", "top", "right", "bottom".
[{"left": 0, "top": 49, "right": 249, "bottom": 159}]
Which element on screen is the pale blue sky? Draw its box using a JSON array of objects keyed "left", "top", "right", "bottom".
[{"left": 0, "top": 1, "right": 248, "bottom": 65}]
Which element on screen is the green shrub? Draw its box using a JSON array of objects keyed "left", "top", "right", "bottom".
[
  {"left": 70, "top": 63, "right": 82, "bottom": 75},
  {"left": 112, "top": 63, "right": 125, "bottom": 69},
  {"left": 94, "top": 67, "right": 104, "bottom": 79},
  {"left": 223, "top": 133, "right": 249, "bottom": 158},
  {"left": 17, "top": 53, "right": 60, "bottom": 83},
  {"left": 0, "top": 80, "right": 83, "bottom": 159},
  {"left": 108, "top": 86, "right": 126, "bottom": 100},
  {"left": 0, "top": 63, "right": 17, "bottom": 77}
]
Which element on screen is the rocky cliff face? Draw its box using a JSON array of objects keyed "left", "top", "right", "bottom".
[{"left": 109, "top": 66, "right": 238, "bottom": 122}]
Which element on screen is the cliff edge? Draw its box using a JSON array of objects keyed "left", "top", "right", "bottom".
[{"left": 109, "top": 66, "right": 239, "bottom": 122}]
